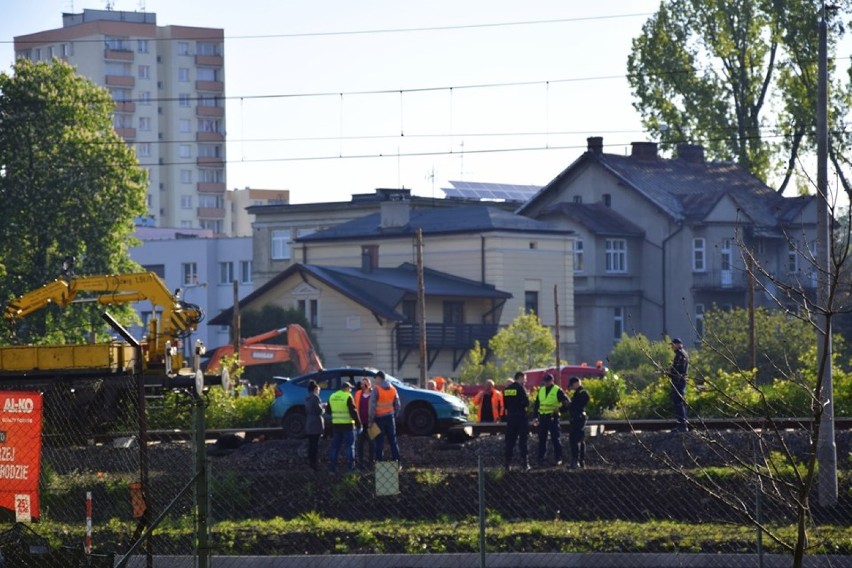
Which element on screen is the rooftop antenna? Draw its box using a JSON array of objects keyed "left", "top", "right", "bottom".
[
  {"left": 105, "top": 0, "right": 114, "bottom": 10},
  {"left": 425, "top": 166, "right": 436, "bottom": 198},
  {"left": 138, "top": 0, "right": 146, "bottom": 10}
]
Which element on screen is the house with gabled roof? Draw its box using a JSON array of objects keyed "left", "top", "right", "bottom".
[
  {"left": 518, "top": 137, "right": 817, "bottom": 362},
  {"left": 213, "top": 201, "right": 575, "bottom": 380}
]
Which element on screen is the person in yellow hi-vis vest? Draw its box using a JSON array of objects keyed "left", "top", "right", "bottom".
[
  {"left": 531, "top": 373, "right": 569, "bottom": 467},
  {"left": 327, "top": 381, "right": 361, "bottom": 473}
]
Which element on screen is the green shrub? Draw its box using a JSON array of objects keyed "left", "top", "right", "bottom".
[{"left": 583, "top": 371, "right": 625, "bottom": 418}]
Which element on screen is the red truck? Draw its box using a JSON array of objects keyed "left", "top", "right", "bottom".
[{"left": 524, "top": 363, "right": 606, "bottom": 390}]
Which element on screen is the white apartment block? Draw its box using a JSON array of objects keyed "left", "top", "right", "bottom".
[{"left": 14, "top": 9, "right": 227, "bottom": 233}]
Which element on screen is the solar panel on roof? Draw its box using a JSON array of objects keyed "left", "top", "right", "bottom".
[{"left": 441, "top": 181, "right": 540, "bottom": 202}]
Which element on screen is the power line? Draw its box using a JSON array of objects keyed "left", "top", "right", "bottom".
[{"left": 4, "top": 12, "right": 654, "bottom": 46}]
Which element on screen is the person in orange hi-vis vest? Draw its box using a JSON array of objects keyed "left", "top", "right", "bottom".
[
  {"left": 472, "top": 380, "right": 504, "bottom": 423},
  {"left": 368, "top": 371, "right": 402, "bottom": 468}
]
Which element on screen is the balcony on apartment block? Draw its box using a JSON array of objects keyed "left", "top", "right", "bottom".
[
  {"left": 396, "top": 323, "right": 499, "bottom": 351},
  {"left": 114, "top": 127, "right": 136, "bottom": 141},
  {"left": 195, "top": 80, "right": 224, "bottom": 92},
  {"left": 197, "top": 182, "right": 226, "bottom": 193},
  {"left": 196, "top": 105, "right": 224, "bottom": 117},
  {"left": 692, "top": 269, "right": 748, "bottom": 291},
  {"left": 114, "top": 101, "right": 136, "bottom": 113},
  {"left": 196, "top": 131, "right": 224, "bottom": 142},
  {"left": 105, "top": 75, "right": 135, "bottom": 87},
  {"left": 195, "top": 54, "right": 223, "bottom": 66},
  {"left": 104, "top": 49, "right": 133, "bottom": 61},
  {"left": 197, "top": 207, "right": 226, "bottom": 219},
  {"left": 196, "top": 156, "right": 225, "bottom": 167}
]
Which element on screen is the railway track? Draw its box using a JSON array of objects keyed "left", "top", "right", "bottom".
[{"left": 71, "top": 416, "right": 852, "bottom": 446}]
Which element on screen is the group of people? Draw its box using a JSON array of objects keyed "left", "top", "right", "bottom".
[
  {"left": 476, "top": 371, "right": 589, "bottom": 471},
  {"left": 305, "top": 371, "right": 402, "bottom": 473},
  {"left": 311, "top": 337, "right": 689, "bottom": 473}
]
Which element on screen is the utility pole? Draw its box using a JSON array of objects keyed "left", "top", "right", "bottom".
[
  {"left": 416, "top": 229, "right": 427, "bottom": 388},
  {"left": 816, "top": 2, "right": 838, "bottom": 507}
]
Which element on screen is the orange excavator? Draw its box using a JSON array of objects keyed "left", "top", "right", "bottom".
[{"left": 204, "top": 324, "right": 323, "bottom": 377}]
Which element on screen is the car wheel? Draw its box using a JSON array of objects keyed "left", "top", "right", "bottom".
[
  {"left": 281, "top": 408, "right": 306, "bottom": 439},
  {"left": 404, "top": 404, "right": 437, "bottom": 436}
]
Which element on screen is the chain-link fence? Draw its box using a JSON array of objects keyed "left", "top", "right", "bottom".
[{"left": 0, "top": 383, "right": 850, "bottom": 567}]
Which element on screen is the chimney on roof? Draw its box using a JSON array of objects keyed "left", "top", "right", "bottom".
[
  {"left": 677, "top": 143, "right": 705, "bottom": 164},
  {"left": 631, "top": 141, "right": 658, "bottom": 160},
  {"left": 587, "top": 136, "right": 603, "bottom": 154},
  {"left": 380, "top": 199, "right": 410, "bottom": 229}
]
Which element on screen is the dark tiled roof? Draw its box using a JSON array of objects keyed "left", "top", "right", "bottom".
[
  {"left": 538, "top": 203, "right": 645, "bottom": 237},
  {"left": 520, "top": 150, "right": 816, "bottom": 229},
  {"left": 209, "top": 263, "right": 511, "bottom": 325},
  {"left": 298, "top": 205, "right": 566, "bottom": 242}
]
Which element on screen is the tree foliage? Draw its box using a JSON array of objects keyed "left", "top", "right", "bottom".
[
  {"left": 627, "top": 0, "right": 852, "bottom": 191},
  {"left": 456, "top": 309, "right": 556, "bottom": 384},
  {"left": 692, "top": 306, "right": 816, "bottom": 383},
  {"left": 607, "top": 333, "right": 673, "bottom": 391},
  {"left": 488, "top": 308, "right": 556, "bottom": 376},
  {"left": 0, "top": 59, "right": 147, "bottom": 343}
]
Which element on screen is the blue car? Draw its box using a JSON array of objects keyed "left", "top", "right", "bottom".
[{"left": 271, "top": 368, "right": 469, "bottom": 438}]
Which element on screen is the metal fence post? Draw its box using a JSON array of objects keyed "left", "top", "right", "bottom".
[{"left": 478, "top": 455, "right": 486, "bottom": 568}]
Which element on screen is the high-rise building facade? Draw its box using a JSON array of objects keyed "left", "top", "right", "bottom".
[{"left": 14, "top": 9, "right": 227, "bottom": 232}]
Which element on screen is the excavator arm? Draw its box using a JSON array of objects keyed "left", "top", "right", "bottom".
[
  {"left": 3, "top": 272, "right": 202, "bottom": 364},
  {"left": 205, "top": 324, "right": 323, "bottom": 376}
]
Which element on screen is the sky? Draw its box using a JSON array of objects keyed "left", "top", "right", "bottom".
[{"left": 2, "top": 1, "right": 666, "bottom": 204}]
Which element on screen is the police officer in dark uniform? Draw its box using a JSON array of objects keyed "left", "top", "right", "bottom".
[
  {"left": 668, "top": 338, "right": 689, "bottom": 432},
  {"left": 503, "top": 371, "right": 530, "bottom": 472},
  {"left": 566, "top": 376, "right": 590, "bottom": 469}
]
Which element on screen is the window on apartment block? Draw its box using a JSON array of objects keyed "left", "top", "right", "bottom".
[
  {"left": 179, "top": 93, "right": 191, "bottom": 107},
  {"left": 177, "top": 42, "right": 190, "bottom": 55},
  {"left": 271, "top": 230, "right": 291, "bottom": 260},
  {"left": 178, "top": 68, "right": 190, "bottom": 82},
  {"left": 178, "top": 144, "right": 192, "bottom": 158},
  {"left": 524, "top": 291, "right": 539, "bottom": 315},
  {"left": 613, "top": 307, "right": 624, "bottom": 341},
  {"left": 605, "top": 239, "right": 627, "bottom": 273},
  {"left": 443, "top": 301, "right": 464, "bottom": 324},
  {"left": 692, "top": 238, "right": 706, "bottom": 272},
  {"left": 298, "top": 299, "right": 319, "bottom": 327},
  {"left": 137, "top": 39, "right": 149, "bottom": 53},
  {"left": 179, "top": 119, "right": 191, "bottom": 133},
  {"left": 136, "top": 143, "right": 151, "bottom": 157},
  {"left": 179, "top": 170, "right": 192, "bottom": 184},
  {"left": 139, "top": 91, "right": 150, "bottom": 105},
  {"left": 218, "top": 261, "right": 234, "bottom": 285},
  {"left": 138, "top": 116, "right": 151, "bottom": 131},
  {"left": 137, "top": 65, "right": 150, "bottom": 79},
  {"left": 61, "top": 43, "right": 71, "bottom": 57},
  {"left": 197, "top": 68, "right": 218, "bottom": 82},
  {"left": 199, "top": 194, "right": 223, "bottom": 209},
  {"left": 574, "top": 239, "right": 584, "bottom": 272},
  {"left": 180, "top": 195, "right": 192, "bottom": 209},
  {"left": 695, "top": 303, "right": 705, "bottom": 340},
  {"left": 788, "top": 242, "right": 799, "bottom": 273},
  {"left": 197, "top": 42, "right": 219, "bottom": 56},
  {"left": 240, "top": 261, "right": 252, "bottom": 285},
  {"left": 181, "top": 262, "right": 198, "bottom": 285}
]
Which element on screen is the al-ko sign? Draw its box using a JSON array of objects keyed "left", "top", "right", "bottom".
[{"left": 0, "top": 392, "right": 42, "bottom": 522}]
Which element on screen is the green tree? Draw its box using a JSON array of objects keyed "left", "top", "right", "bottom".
[
  {"left": 606, "top": 333, "right": 673, "bottom": 391},
  {"left": 488, "top": 308, "right": 555, "bottom": 376},
  {"left": 0, "top": 59, "right": 146, "bottom": 343},
  {"left": 627, "top": 0, "right": 852, "bottom": 190},
  {"left": 692, "top": 306, "right": 815, "bottom": 384},
  {"left": 456, "top": 340, "right": 500, "bottom": 385}
]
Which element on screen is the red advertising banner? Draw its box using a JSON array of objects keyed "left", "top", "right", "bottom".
[{"left": 0, "top": 392, "right": 43, "bottom": 522}]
